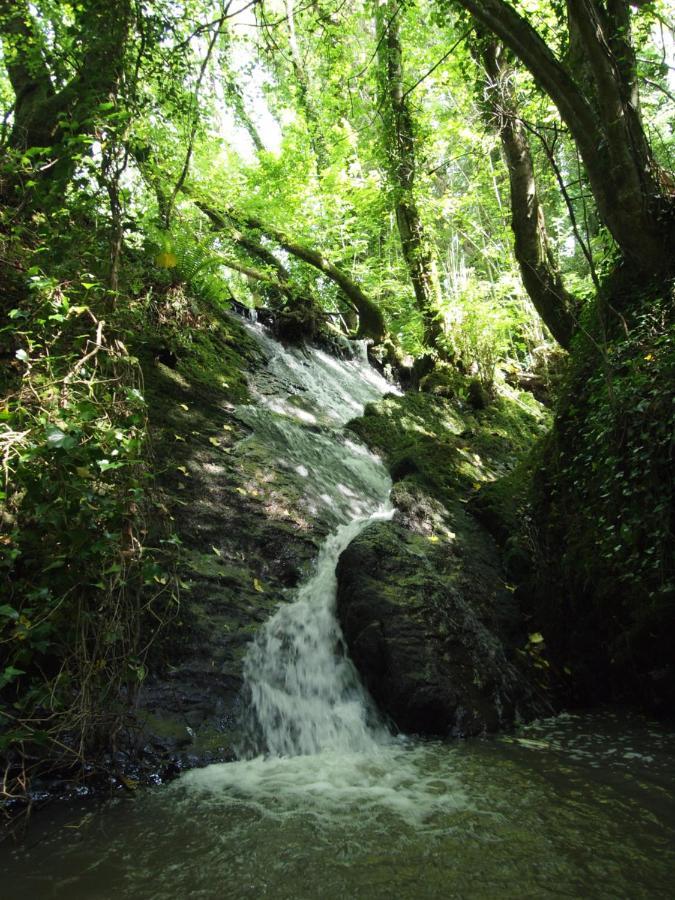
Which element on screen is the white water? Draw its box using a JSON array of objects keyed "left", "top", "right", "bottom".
[
  {"left": 235, "top": 325, "right": 397, "bottom": 758},
  {"left": 242, "top": 509, "right": 393, "bottom": 758},
  {"left": 177, "top": 324, "right": 474, "bottom": 820}
]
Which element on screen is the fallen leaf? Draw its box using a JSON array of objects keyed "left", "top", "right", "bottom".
[
  {"left": 212, "top": 546, "right": 222, "bottom": 557},
  {"left": 253, "top": 578, "right": 264, "bottom": 593}
]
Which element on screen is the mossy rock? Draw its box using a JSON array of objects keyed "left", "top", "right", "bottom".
[
  {"left": 336, "top": 519, "right": 544, "bottom": 736},
  {"left": 348, "top": 386, "right": 548, "bottom": 510},
  {"left": 418, "top": 363, "right": 462, "bottom": 398}
]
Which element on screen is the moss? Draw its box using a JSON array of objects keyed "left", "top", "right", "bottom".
[
  {"left": 418, "top": 362, "right": 463, "bottom": 398},
  {"left": 347, "top": 383, "right": 549, "bottom": 509},
  {"left": 167, "top": 311, "right": 262, "bottom": 404}
]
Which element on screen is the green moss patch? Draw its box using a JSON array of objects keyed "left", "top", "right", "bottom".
[{"left": 347, "top": 383, "right": 549, "bottom": 509}]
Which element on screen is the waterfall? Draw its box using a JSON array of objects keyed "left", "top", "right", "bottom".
[{"left": 237, "top": 325, "right": 397, "bottom": 758}]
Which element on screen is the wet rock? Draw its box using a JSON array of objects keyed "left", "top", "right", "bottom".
[{"left": 336, "top": 509, "right": 543, "bottom": 736}]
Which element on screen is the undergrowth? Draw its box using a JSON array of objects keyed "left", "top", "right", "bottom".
[
  {"left": 0, "top": 270, "right": 181, "bottom": 806},
  {"left": 529, "top": 279, "right": 675, "bottom": 706}
]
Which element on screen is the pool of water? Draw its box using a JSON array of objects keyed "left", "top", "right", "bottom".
[{"left": 3, "top": 710, "right": 674, "bottom": 899}]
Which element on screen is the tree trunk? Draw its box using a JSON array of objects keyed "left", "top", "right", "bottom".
[
  {"left": 452, "top": 0, "right": 675, "bottom": 275},
  {"left": 193, "top": 198, "right": 387, "bottom": 342},
  {"left": 284, "top": 0, "right": 329, "bottom": 173},
  {"left": 194, "top": 201, "right": 291, "bottom": 283},
  {"left": 239, "top": 213, "right": 387, "bottom": 342},
  {"left": 223, "top": 81, "right": 265, "bottom": 154},
  {"left": 481, "top": 42, "right": 577, "bottom": 348},
  {"left": 0, "top": 0, "right": 131, "bottom": 204},
  {"left": 375, "top": 0, "right": 443, "bottom": 346}
]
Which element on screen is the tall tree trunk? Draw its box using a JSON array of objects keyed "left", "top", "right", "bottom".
[
  {"left": 481, "top": 42, "right": 577, "bottom": 348},
  {"left": 451, "top": 0, "right": 675, "bottom": 275},
  {"left": 224, "top": 80, "right": 265, "bottom": 153},
  {"left": 284, "top": 0, "right": 329, "bottom": 173},
  {"left": 375, "top": 0, "right": 443, "bottom": 346}
]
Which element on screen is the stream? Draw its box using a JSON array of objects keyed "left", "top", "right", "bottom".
[{"left": 2, "top": 324, "right": 675, "bottom": 898}]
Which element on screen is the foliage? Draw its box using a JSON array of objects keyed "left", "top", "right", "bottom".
[
  {"left": 0, "top": 0, "right": 674, "bottom": 795},
  {"left": 0, "top": 269, "right": 180, "bottom": 801},
  {"left": 528, "top": 284, "right": 675, "bottom": 704}
]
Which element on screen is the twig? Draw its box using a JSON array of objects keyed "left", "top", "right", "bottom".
[{"left": 63, "top": 319, "right": 106, "bottom": 385}]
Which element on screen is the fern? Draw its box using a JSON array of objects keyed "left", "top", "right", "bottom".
[{"left": 149, "top": 225, "right": 231, "bottom": 307}]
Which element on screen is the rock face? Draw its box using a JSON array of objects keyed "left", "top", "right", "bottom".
[
  {"left": 337, "top": 386, "right": 551, "bottom": 737},
  {"left": 336, "top": 490, "right": 543, "bottom": 736}
]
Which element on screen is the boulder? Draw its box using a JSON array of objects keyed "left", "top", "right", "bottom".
[{"left": 336, "top": 501, "right": 543, "bottom": 736}]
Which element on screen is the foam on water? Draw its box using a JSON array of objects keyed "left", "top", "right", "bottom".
[
  {"left": 223, "top": 323, "right": 400, "bottom": 764},
  {"left": 241, "top": 507, "right": 394, "bottom": 758},
  {"left": 177, "top": 743, "right": 471, "bottom": 828}
]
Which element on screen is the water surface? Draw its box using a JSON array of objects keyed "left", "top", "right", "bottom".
[{"left": 2, "top": 711, "right": 674, "bottom": 899}]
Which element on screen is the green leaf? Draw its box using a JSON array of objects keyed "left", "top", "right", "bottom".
[
  {"left": 0, "top": 605, "right": 19, "bottom": 620},
  {"left": 0, "top": 666, "right": 24, "bottom": 690},
  {"left": 45, "top": 426, "right": 76, "bottom": 450}
]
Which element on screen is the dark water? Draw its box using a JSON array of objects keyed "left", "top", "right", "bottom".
[{"left": 2, "top": 711, "right": 674, "bottom": 899}]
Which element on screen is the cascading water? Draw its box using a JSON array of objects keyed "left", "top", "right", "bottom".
[
  {"left": 235, "top": 325, "right": 396, "bottom": 758},
  {"left": 242, "top": 511, "right": 392, "bottom": 758}
]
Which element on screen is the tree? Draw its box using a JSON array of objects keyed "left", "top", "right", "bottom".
[
  {"left": 451, "top": 0, "right": 675, "bottom": 276},
  {"left": 478, "top": 40, "right": 577, "bottom": 348},
  {"left": 0, "top": 0, "right": 132, "bottom": 205},
  {"left": 193, "top": 197, "right": 388, "bottom": 342},
  {"left": 375, "top": 0, "right": 443, "bottom": 345}
]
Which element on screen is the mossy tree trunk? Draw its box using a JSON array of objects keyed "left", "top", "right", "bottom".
[
  {"left": 0, "top": 0, "right": 131, "bottom": 206},
  {"left": 194, "top": 198, "right": 388, "bottom": 342},
  {"left": 375, "top": 0, "right": 443, "bottom": 347},
  {"left": 452, "top": 0, "right": 675, "bottom": 277},
  {"left": 284, "top": 0, "right": 329, "bottom": 174}
]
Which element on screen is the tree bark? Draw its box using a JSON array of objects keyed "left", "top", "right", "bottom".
[
  {"left": 194, "top": 201, "right": 291, "bottom": 283},
  {"left": 481, "top": 42, "right": 577, "bottom": 348},
  {"left": 452, "top": 0, "right": 675, "bottom": 275},
  {"left": 376, "top": 0, "right": 443, "bottom": 346},
  {"left": 239, "top": 213, "right": 387, "bottom": 342},
  {"left": 284, "top": 0, "right": 329, "bottom": 173},
  {"left": 224, "top": 81, "right": 265, "bottom": 153}
]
